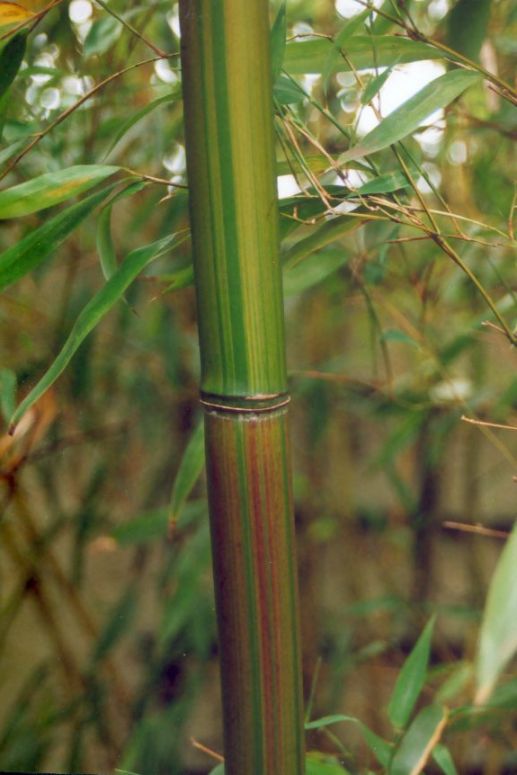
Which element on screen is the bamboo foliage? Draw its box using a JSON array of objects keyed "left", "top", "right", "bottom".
[{"left": 179, "top": 1, "right": 304, "bottom": 773}]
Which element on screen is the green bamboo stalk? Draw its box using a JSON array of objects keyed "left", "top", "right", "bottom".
[{"left": 179, "top": 1, "right": 305, "bottom": 772}]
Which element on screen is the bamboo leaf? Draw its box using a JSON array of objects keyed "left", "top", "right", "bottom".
[
  {"left": 389, "top": 705, "right": 448, "bottom": 775},
  {"left": 284, "top": 248, "right": 350, "bottom": 297},
  {"left": 97, "top": 204, "right": 117, "bottom": 281},
  {"left": 0, "top": 2, "right": 34, "bottom": 27},
  {"left": 83, "top": 15, "right": 122, "bottom": 58},
  {"left": 112, "top": 508, "right": 168, "bottom": 546},
  {"left": 284, "top": 36, "right": 448, "bottom": 75},
  {"left": 274, "top": 73, "right": 305, "bottom": 105},
  {"left": 323, "top": 10, "right": 370, "bottom": 91},
  {"left": 306, "top": 753, "right": 351, "bottom": 773},
  {"left": 340, "top": 70, "right": 481, "bottom": 162},
  {"left": 0, "top": 185, "right": 115, "bottom": 292},
  {"left": 387, "top": 616, "right": 436, "bottom": 729},
  {"left": 104, "top": 92, "right": 178, "bottom": 158},
  {"left": 0, "top": 367, "right": 16, "bottom": 422},
  {"left": 0, "top": 138, "right": 25, "bottom": 165},
  {"left": 168, "top": 419, "right": 205, "bottom": 525},
  {"left": 447, "top": 0, "right": 491, "bottom": 62},
  {"left": 96, "top": 180, "right": 145, "bottom": 280},
  {"left": 355, "top": 171, "right": 409, "bottom": 195},
  {"left": 475, "top": 522, "right": 517, "bottom": 704},
  {"left": 282, "top": 213, "right": 365, "bottom": 270},
  {"left": 432, "top": 743, "right": 459, "bottom": 775},
  {"left": 270, "top": 1, "right": 286, "bottom": 82},
  {"left": 9, "top": 234, "right": 178, "bottom": 430},
  {"left": 305, "top": 714, "right": 391, "bottom": 767},
  {"left": 0, "top": 165, "right": 119, "bottom": 219},
  {"left": 0, "top": 34, "right": 26, "bottom": 103},
  {"left": 361, "top": 64, "right": 395, "bottom": 105}
]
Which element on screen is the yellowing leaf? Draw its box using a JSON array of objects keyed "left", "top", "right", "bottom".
[{"left": 0, "top": 2, "right": 34, "bottom": 26}]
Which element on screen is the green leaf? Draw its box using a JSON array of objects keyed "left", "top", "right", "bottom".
[
  {"left": 104, "top": 93, "right": 177, "bottom": 158},
  {"left": 168, "top": 419, "right": 205, "bottom": 525},
  {"left": 284, "top": 36, "right": 447, "bottom": 75},
  {"left": 435, "top": 661, "right": 472, "bottom": 704},
  {"left": 432, "top": 743, "right": 459, "bottom": 775},
  {"left": 208, "top": 766, "right": 224, "bottom": 775},
  {"left": 306, "top": 752, "right": 350, "bottom": 774},
  {"left": 381, "top": 329, "right": 419, "bottom": 347},
  {"left": 0, "top": 138, "right": 24, "bottom": 165},
  {"left": 0, "top": 165, "right": 119, "bottom": 219},
  {"left": 83, "top": 15, "right": 122, "bottom": 58},
  {"left": 0, "top": 34, "right": 26, "bottom": 103},
  {"left": 274, "top": 74, "right": 305, "bottom": 105},
  {"left": 0, "top": 367, "right": 16, "bottom": 422},
  {"left": 475, "top": 522, "right": 517, "bottom": 704},
  {"left": 96, "top": 180, "right": 145, "bottom": 280},
  {"left": 389, "top": 705, "right": 448, "bottom": 775},
  {"left": 323, "top": 10, "right": 370, "bottom": 91},
  {"left": 270, "top": 2, "right": 287, "bottom": 82},
  {"left": 361, "top": 65, "right": 395, "bottom": 105},
  {"left": 447, "top": 0, "right": 491, "bottom": 62},
  {"left": 9, "top": 234, "right": 178, "bottom": 430},
  {"left": 387, "top": 616, "right": 436, "bottom": 729},
  {"left": 304, "top": 715, "right": 391, "bottom": 767},
  {"left": 340, "top": 70, "right": 481, "bottom": 163},
  {"left": 97, "top": 203, "right": 117, "bottom": 281},
  {"left": 355, "top": 171, "right": 409, "bottom": 195},
  {"left": 0, "top": 184, "right": 115, "bottom": 292},
  {"left": 112, "top": 508, "right": 168, "bottom": 546},
  {"left": 158, "top": 263, "right": 195, "bottom": 291},
  {"left": 284, "top": 248, "right": 350, "bottom": 297},
  {"left": 282, "top": 213, "right": 365, "bottom": 270}
]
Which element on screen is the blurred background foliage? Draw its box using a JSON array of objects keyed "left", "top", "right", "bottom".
[{"left": 0, "top": 0, "right": 516, "bottom": 773}]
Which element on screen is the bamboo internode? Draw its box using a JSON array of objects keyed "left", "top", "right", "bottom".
[{"left": 179, "top": 1, "right": 304, "bottom": 772}]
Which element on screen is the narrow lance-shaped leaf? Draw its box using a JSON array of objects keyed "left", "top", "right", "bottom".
[
  {"left": 0, "top": 184, "right": 116, "bottom": 292},
  {"left": 475, "top": 522, "right": 517, "bottom": 704},
  {"left": 387, "top": 616, "right": 436, "bottom": 729},
  {"left": 432, "top": 743, "right": 459, "bottom": 775},
  {"left": 340, "top": 70, "right": 481, "bottom": 163},
  {"left": 361, "top": 64, "right": 395, "bottom": 105},
  {"left": 389, "top": 705, "right": 448, "bottom": 775},
  {"left": 282, "top": 212, "right": 366, "bottom": 270},
  {"left": 447, "top": 0, "right": 491, "bottom": 62},
  {"left": 96, "top": 180, "right": 146, "bottom": 280},
  {"left": 0, "top": 33, "right": 26, "bottom": 103},
  {"left": 305, "top": 715, "right": 391, "bottom": 767},
  {"left": 283, "top": 248, "right": 350, "bottom": 297},
  {"left": 9, "top": 234, "right": 178, "bottom": 431},
  {"left": 284, "top": 36, "right": 450, "bottom": 76},
  {"left": 0, "top": 165, "right": 119, "bottom": 219},
  {"left": 83, "top": 15, "right": 122, "bottom": 58},
  {"left": 305, "top": 753, "right": 352, "bottom": 774},
  {"left": 0, "top": 2, "right": 34, "bottom": 27},
  {"left": 322, "top": 10, "right": 370, "bottom": 91},
  {"left": 168, "top": 418, "right": 205, "bottom": 527},
  {"left": 0, "top": 367, "right": 16, "bottom": 422},
  {"left": 104, "top": 92, "right": 178, "bottom": 158},
  {"left": 270, "top": 1, "right": 286, "bottom": 82}
]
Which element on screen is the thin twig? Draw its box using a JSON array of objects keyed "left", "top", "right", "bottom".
[
  {"left": 461, "top": 416, "right": 517, "bottom": 432},
  {"left": 190, "top": 738, "right": 224, "bottom": 763},
  {"left": 443, "top": 521, "right": 509, "bottom": 540}
]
